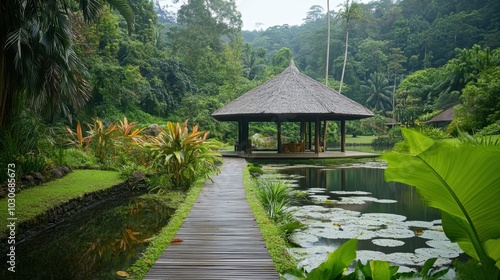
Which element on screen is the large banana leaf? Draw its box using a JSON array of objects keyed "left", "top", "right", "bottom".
[
  {"left": 383, "top": 129, "right": 500, "bottom": 275},
  {"left": 307, "top": 239, "right": 357, "bottom": 280}
]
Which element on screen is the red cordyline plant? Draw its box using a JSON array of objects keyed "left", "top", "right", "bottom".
[
  {"left": 66, "top": 121, "right": 90, "bottom": 150},
  {"left": 146, "top": 120, "right": 221, "bottom": 190}
]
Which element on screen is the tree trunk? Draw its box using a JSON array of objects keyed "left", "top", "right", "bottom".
[
  {"left": 392, "top": 68, "right": 397, "bottom": 120},
  {"left": 323, "top": 0, "right": 331, "bottom": 151},
  {"left": 339, "top": 26, "right": 349, "bottom": 94},
  {"left": 325, "top": 0, "right": 330, "bottom": 84}
]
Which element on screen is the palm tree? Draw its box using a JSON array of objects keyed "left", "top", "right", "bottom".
[
  {"left": 0, "top": 0, "right": 134, "bottom": 126},
  {"left": 362, "top": 72, "right": 393, "bottom": 113},
  {"left": 337, "top": 0, "right": 362, "bottom": 94}
]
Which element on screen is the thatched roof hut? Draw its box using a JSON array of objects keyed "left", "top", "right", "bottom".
[
  {"left": 212, "top": 60, "right": 373, "bottom": 122},
  {"left": 211, "top": 60, "right": 374, "bottom": 154},
  {"left": 426, "top": 107, "right": 455, "bottom": 123}
]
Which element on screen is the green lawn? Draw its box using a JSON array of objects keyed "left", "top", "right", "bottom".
[
  {"left": 345, "top": 135, "right": 376, "bottom": 145},
  {"left": 0, "top": 170, "right": 123, "bottom": 223}
]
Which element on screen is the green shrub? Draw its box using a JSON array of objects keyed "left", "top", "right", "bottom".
[
  {"left": 478, "top": 120, "right": 500, "bottom": 136},
  {"left": 63, "top": 148, "right": 98, "bottom": 168},
  {"left": 248, "top": 165, "right": 264, "bottom": 177}
]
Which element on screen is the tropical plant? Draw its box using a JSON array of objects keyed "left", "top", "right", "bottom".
[
  {"left": 383, "top": 129, "right": 500, "bottom": 279},
  {"left": 86, "top": 118, "right": 118, "bottom": 164},
  {"left": 146, "top": 120, "right": 221, "bottom": 190},
  {"left": 66, "top": 121, "right": 90, "bottom": 150},
  {"left": 0, "top": 0, "right": 134, "bottom": 127},
  {"left": 281, "top": 239, "right": 358, "bottom": 280},
  {"left": 254, "top": 178, "right": 293, "bottom": 222},
  {"left": 281, "top": 239, "right": 454, "bottom": 280},
  {"left": 0, "top": 111, "right": 46, "bottom": 182},
  {"left": 395, "top": 258, "right": 449, "bottom": 280},
  {"left": 361, "top": 72, "right": 393, "bottom": 113},
  {"left": 352, "top": 259, "right": 399, "bottom": 280}
]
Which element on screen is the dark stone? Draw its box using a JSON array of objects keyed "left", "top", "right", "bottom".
[
  {"left": 144, "top": 124, "right": 161, "bottom": 136},
  {"left": 32, "top": 172, "right": 44, "bottom": 181},
  {"left": 131, "top": 171, "right": 146, "bottom": 182},
  {"left": 62, "top": 166, "right": 71, "bottom": 174},
  {"left": 24, "top": 175, "right": 35, "bottom": 183},
  {"left": 52, "top": 167, "right": 65, "bottom": 178}
]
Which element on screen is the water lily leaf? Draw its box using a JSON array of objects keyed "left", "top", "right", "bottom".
[
  {"left": 374, "top": 199, "right": 398, "bottom": 204},
  {"left": 372, "top": 239, "right": 405, "bottom": 247}
]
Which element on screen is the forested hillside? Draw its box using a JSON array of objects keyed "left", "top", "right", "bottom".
[
  {"left": 1, "top": 0, "right": 499, "bottom": 146},
  {"left": 243, "top": 0, "right": 500, "bottom": 133}
]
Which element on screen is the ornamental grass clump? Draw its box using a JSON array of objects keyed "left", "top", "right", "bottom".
[{"left": 254, "top": 178, "right": 293, "bottom": 222}]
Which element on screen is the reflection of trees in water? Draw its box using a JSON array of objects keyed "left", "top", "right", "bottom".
[
  {"left": 1, "top": 194, "right": 174, "bottom": 279},
  {"left": 279, "top": 165, "right": 440, "bottom": 221}
]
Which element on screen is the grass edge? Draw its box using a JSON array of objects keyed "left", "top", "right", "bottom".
[
  {"left": 242, "top": 165, "right": 297, "bottom": 274},
  {"left": 125, "top": 178, "right": 205, "bottom": 279}
]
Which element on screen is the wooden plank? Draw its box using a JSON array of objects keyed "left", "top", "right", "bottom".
[{"left": 144, "top": 158, "right": 279, "bottom": 280}]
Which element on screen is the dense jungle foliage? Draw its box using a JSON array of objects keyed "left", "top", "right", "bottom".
[{"left": 1, "top": 0, "right": 499, "bottom": 179}]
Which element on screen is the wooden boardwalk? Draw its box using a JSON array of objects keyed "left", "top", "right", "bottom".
[{"left": 144, "top": 157, "right": 279, "bottom": 280}]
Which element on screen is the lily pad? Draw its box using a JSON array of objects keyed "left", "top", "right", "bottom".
[
  {"left": 289, "top": 232, "right": 319, "bottom": 247},
  {"left": 375, "top": 228, "right": 416, "bottom": 239},
  {"left": 362, "top": 213, "right": 407, "bottom": 223},
  {"left": 419, "top": 230, "right": 449, "bottom": 240},
  {"left": 372, "top": 239, "right": 405, "bottom": 247},
  {"left": 404, "top": 220, "right": 435, "bottom": 229},
  {"left": 337, "top": 196, "right": 378, "bottom": 205},
  {"left": 425, "top": 240, "right": 462, "bottom": 252},
  {"left": 309, "top": 195, "right": 331, "bottom": 203},
  {"left": 307, "top": 188, "right": 328, "bottom": 193},
  {"left": 356, "top": 250, "right": 388, "bottom": 263},
  {"left": 374, "top": 199, "right": 398, "bottom": 203},
  {"left": 385, "top": 252, "right": 428, "bottom": 266},
  {"left": 330, "top": 191, "right": 372, "bottom": 195},
  {"left": 415, "top": 247, "right": 461, "bottom": 259}
]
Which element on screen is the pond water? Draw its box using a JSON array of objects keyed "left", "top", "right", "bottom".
[
  {"left": 263, "top": 162, "right": 464, "bottom": 273},
  {"left": 0, "top": 192, "right": 174, "bottom": 280}
]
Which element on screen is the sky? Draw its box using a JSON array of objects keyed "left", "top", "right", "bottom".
[
  {"left": 236, "top": 0, "right": 346, "bottom": 30},
  {"left": 158, "top": 0, "right": 370, "bottom": 31}
]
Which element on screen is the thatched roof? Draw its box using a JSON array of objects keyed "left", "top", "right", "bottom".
[
  {"left": 212, "top": 60, "right": 374, "bottom": 122},
  {"left": 427, "top": 107, "right": 455, "bottom": 123}
]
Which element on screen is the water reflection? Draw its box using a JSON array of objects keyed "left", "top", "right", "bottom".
[
  {"left": 280, "top": 165, "right": 438, "bottom": 221},
  {"left": 0, "top": 193, "right": 173, "bottom": 280},
  {"left": 269, "top": 163, "right": 463, "bottom": 272}
]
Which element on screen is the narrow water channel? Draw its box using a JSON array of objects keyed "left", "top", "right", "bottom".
[{"left": 0, "top": 192, "right": 174, "bottom": 280}]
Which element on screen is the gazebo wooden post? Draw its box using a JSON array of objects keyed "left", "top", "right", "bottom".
[
  {"left": 315, "top": 118, "right": 321, "bottom": 154},
  {"left": 236, "top": 120, "right": 242, "bottom": 151},
  {"left": 277, "top": 117, "right": 282, "bottom": 153},
  {"left": 323, "top": 120, "right": 328, "bottom": 151},
  {"left": 242, "top": 119, "right": 249, "bottom": 153},
  {"left": 308, "top": 122, "right": 312, "bottom": 150},
  {"left": 340, "top": 119, "right": 346, "bottom": 152},
  {"left": 300, "top": 120, "right": 306, "bottom": 152}
]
